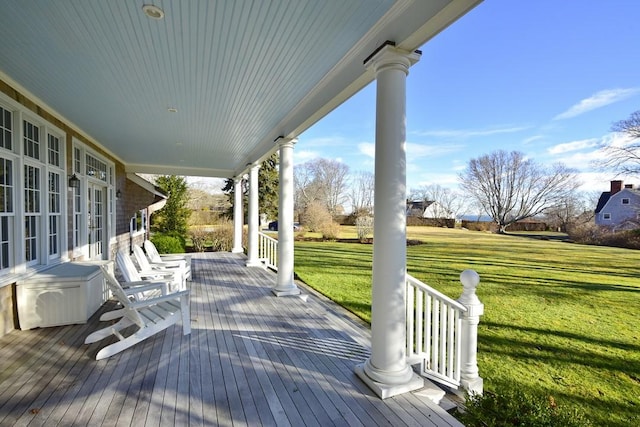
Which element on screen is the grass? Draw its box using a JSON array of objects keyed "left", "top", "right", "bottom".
[{"left": 293, "top": 226, "right": 640, "bottom": 427}]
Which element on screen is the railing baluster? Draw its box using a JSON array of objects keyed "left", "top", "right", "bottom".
[{"left": 405, "top": 272, "right": 482, "bottom": 395}]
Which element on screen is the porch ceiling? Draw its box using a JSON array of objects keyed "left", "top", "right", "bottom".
[{"left": 0, "top": 0, "right": 479, "bottom": 178}]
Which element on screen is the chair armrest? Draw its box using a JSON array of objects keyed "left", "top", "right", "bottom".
[
  {"left": 138, "top": 269, "right": 175, "bottom": 279},
  {"left": 151, "top": 260, "right": 185, "bottom": 268},
  {"left": 130, "top": 290, "right": 190, "bottom": 308},
  {"left": 122, "top": 281, "right": 169, "bottom": 294}
]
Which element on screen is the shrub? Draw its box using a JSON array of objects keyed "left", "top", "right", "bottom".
[
  {"left": 188, "top": 226, "right": 209, "bottom": 252},
  {"left": 210, "top": 220, "right": 234, "bottom": 252},
  {"left": 455, "top": 388, "right": 593, "bottom": 427},
  {"left": 151, "top": 233, "right": 185, "bottom": 254},
  {"left": 320, "top": 221, "right": 341, "bottom": 241},
  {"left": 301, "top": 201, "right": 333, "bottom": 232},
  {"left": 355, "top": 216, "right": 374, "bottom": 242}
]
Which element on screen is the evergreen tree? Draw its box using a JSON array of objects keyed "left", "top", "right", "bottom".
[
  {"left": 153, "top": 175, "right": 191, "bottom": 236},
  {"left": 223, "top": 153, "right": 279, "bottom": 220}
]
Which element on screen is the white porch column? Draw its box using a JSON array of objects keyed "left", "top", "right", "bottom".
[
  {"left": 231, "top": 176, "right": 244, "bottom": 253},
  {"left": 273, "top": 138, "right": 300, "bottom": 296},
  {"left": 246, "top": 164, "right": 262, "bottom": 267},
  {"left": 355, "top": 43, "right": 422, "bottom": 399}
]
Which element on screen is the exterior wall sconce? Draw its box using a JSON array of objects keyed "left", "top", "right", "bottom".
[
  {"left": 68, "top": 174, "right": 80, "bottom": 188},
  {"left": 116, "top": 189, "right": 122, "bottom": 199}
]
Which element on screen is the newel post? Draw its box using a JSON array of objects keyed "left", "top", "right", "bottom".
[{"left": 458, "top": 269, "right": 484, "bottom": 395}]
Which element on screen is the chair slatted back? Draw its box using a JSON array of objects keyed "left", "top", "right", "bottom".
[
  {"left": 100, "top": 265, "right": 145, "bottom": 327},
  {"left": 132, "top": 245, "right": 153, "bottom": 271},
  {"left": 116, "top": 251, "right": 143, "bottom": 282},
  {"left": 144, "top": 240, "right": 162, "bottom": 263}
]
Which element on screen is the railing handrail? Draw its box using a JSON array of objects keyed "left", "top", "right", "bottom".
[
  {"left": 406, "top": 274, "right": 467, "bottom": 312},
  {"left": 258, "top": 231, "right": 277, "bottom": 243}
]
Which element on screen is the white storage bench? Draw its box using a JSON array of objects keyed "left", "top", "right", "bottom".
[{"left": 17, "top": 262, "right": 110, "bottom": 330}]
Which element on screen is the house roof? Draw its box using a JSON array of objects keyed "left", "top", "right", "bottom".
[
  {"left": 595, "top": 192, "right": 611, "bottom": 214},
  {"left": 0, "top": 1, "right": 480, "bottom": 178}
]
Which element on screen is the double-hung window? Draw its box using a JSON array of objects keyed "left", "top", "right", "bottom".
[
  {"left": 23, "top": 119, "right": 42, "bottom": 265},
  {"left": 47, "top": 134, "right": 62, "bottom": 259},
  {"left": 0, "top": 105, "right": 14, "bottom": 271}
]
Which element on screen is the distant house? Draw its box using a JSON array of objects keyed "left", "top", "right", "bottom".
[
  {"left": 595, "top": 180, "right": 640, "bottom": 230},
  {"left": 406, "top": 200, "right": 453, "bottom": 219}
]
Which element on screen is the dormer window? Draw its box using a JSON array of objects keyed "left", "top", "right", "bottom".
[{"left": 622, "top": 198, "right": 630, "bottom": 205}]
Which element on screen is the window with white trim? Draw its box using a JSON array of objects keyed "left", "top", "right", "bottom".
[
  {"left": 0, "top": 156, "right": 13, "bottom": 270},
  {"left": 24, "top": 163, "right": 40, "bottom": 264},
  {"left": 0, "top": 106, "right": 12, "bottom": 150},
  {"left": 622, "top": 198, "right": 630, "bottom": 205},
  {"left": 0, "top": 95, "right": 68, "bottom": 273},
  {"left": 603, "top": 213, "right": 611, "bottom": 220},
  {"left": 72, "top": 141, "right": 116, "bottom": 256},
  {"left": 47, "top": 133, "right": 62, "bottom": 259}
]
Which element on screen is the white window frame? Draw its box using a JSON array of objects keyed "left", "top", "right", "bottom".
[
  {"left": 71, "top": 139, "right": 116, "bottom": 259},
  {"left": 602, "top": 213, "right": 611, "bottom": 220},
  {"left": 621, "top": 198, "right": 630, "bottom": 205},
  {"left": 0, "top": 92, "right": 69, "bottom": 278}
]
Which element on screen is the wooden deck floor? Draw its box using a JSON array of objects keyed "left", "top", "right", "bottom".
[{"left": 0, "top": 252, "right": 463, "bottom": 426}]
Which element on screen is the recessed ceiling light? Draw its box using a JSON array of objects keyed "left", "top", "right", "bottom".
[
  {"left": 142, "top": 4, "right": 165, "bottom": 20},
  {"left": 167, "top": 107, "right": 178, "bottom": 113}
]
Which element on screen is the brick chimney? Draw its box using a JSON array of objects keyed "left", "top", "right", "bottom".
[{"left": 611, "top": 180, "right": 623, "bottom": 195}]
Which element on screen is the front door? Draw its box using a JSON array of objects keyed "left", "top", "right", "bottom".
[{"left": 87, "top": 184, "right": 106, "bottom": 260}]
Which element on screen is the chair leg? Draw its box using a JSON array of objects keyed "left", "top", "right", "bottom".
[
  {"left": 100, "top": 308, "right": 125, "bottom": 321},
  {"left": 84, "top": 317, "right": 134, "bottom": 344},
  {"left": 95, "top": 330, "right": 146, "bottom": 360},
  {"left": 181, "top": 297, "right": 191, "bottom": 335}
]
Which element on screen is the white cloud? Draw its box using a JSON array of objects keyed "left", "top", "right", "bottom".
[
  {"left": 601, "top": 131, "right": 635, "bottom": 149},
  {"left": 522, "top": 135, "right": 544, "bottom": 145},
  {"left": 547, "top": 138, "right": 599, "bottom": 155},
  {"left": 294, "top": 150, "right": 320, "bottom": 163},
  {"left": 358, "top": 141, "right": 462, "bottom": 160},
  {"left": 358, "top": 142, "right": 375, "bottom": 158},
  {"left": 412, "top": 125, "right": 529, "bottom": 139},
  {"left": 553, "top": 88, "right": 640, "bottom": 120}
]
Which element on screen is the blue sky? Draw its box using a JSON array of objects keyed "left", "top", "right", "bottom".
[{"left": 296, "top": 0, "right": 640, "bottom": 194}]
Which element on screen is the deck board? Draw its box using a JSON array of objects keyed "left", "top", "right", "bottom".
[{"left": 0, "top": 252, "right": 463, "bottom": 427}]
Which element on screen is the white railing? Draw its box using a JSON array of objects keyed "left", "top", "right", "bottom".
[
  {"left": 257, "top": 232, "right": 278, "bottom": 271},
  {"left": 406, "top": 270, "right": 483, "bottom": 395}
]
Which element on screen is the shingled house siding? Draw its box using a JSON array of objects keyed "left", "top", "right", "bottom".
[{"left": 596, "top": 189, "right": 640, "bottom": 229}]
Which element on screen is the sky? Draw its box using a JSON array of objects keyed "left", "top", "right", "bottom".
[{"left": 295, "top": 0, "right": 640, "bottom": 196}]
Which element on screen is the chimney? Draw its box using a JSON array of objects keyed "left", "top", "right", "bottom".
[{"left": 611, "top": 180, "right": 623, "bottom": 195}]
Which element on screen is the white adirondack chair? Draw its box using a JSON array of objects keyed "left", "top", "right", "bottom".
[
  {"left": 131, "top": 245, "right": 186, "bottom": 290},
  {"left": 144, "top": 239, "right": 191, "bottom": 262},
  {"left": 136, "top": 243, "right": 192, "bottom": 281},
  {"left": 85, "top": 265, "right": 190, "bottom": 360},
  {"left": 144, "top": 240, "right": 192, "bottom": 281},
  {"left": 116, "top": 251, "right": 183, "bottom": 292}
]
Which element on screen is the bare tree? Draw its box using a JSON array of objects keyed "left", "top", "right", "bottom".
[
  {"left": 459, "top": 150, "right": 580, "bottom": 233},
  {"left": 409, "top": 184, "right": 467, "bottom": 221},
  {"left": 543, "top": 192, "right": 594, "bottom": 233},
  {"left": 598, "top": 110, "right": 640, "bottom": 176},
  {"left": 349, "top": 171, "right": 374, "bottom": 215},
  {"left": 294, "top": 158, "right": 349, "bottom": 216}
]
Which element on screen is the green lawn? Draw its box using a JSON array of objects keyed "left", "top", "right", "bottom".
[{"left": 293, "top": 227, "right": 640, "bottom": 427}]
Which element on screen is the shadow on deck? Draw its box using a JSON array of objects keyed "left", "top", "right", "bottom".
[{"left": 0, "top": 252, "right": 462, "bottom": 426}]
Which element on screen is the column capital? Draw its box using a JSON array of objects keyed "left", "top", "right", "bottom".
[
  {"left": 364, "top": 42, "right": 421, "bottom": 75},
  {"left": 249, "top": 162, "right": 261, "bottom": 172},
  {"left": 275, "top": 137, "right": 298, "bottom": 149}
]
